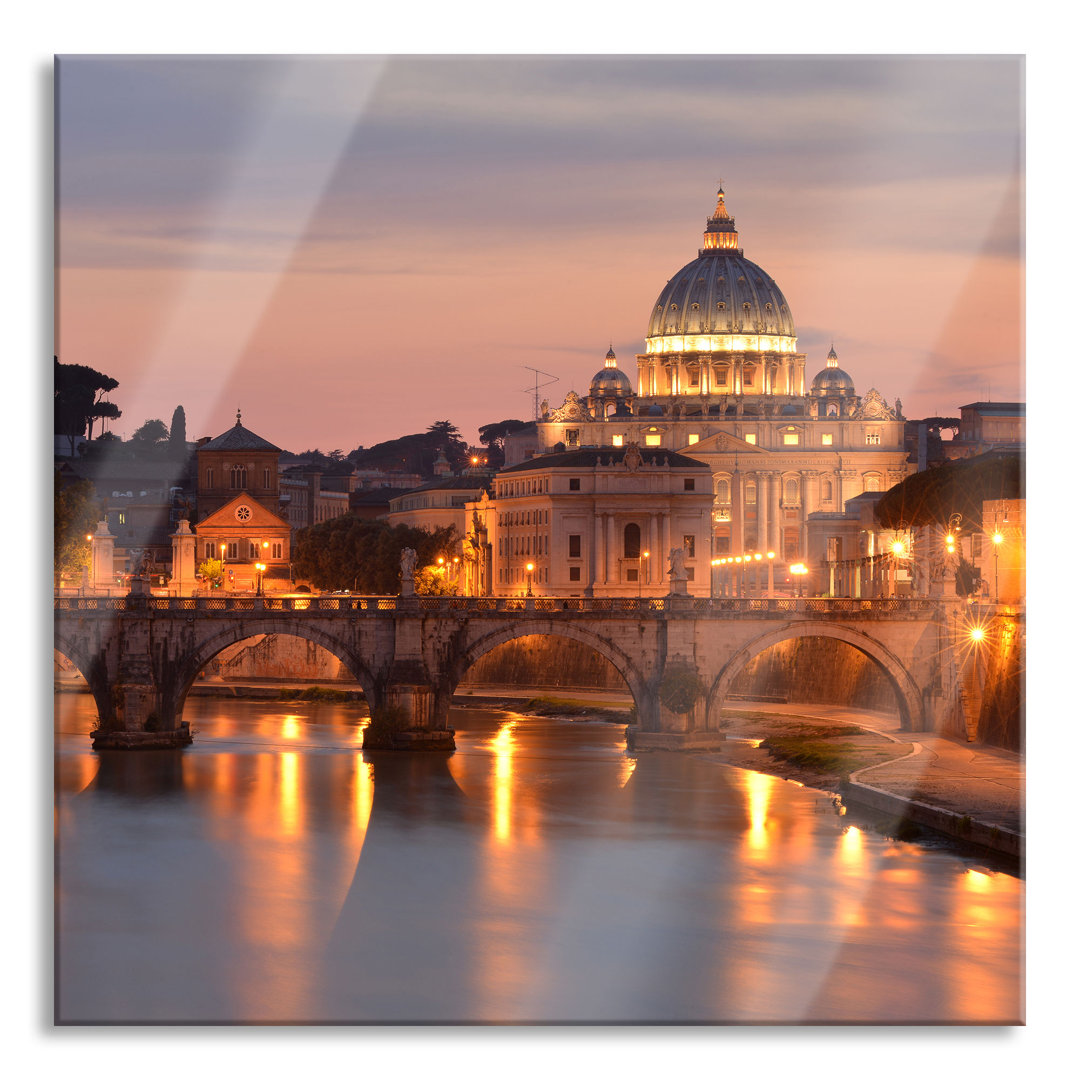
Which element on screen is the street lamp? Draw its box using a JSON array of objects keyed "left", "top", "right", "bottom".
[
  {"left": 526, "top": 561, "right": 534, "bottom": 597},
  {"left": 255, "top": 562, "right": 266, "bottom": 596},
  {"left": 789, "top": 562, "right": 808, "bottom": 598},
  {"left": 639, "top": 549, "right": 649, "bottom": 600}
]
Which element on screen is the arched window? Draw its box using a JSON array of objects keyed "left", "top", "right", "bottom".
[
  {"left": 863, "top": 473, "right": 883, "bottom": 493},
  {"left": 623, "top": 522, "right": 641, "bottom": 559},
  {"left": 785, "top": 477, "right": 799, "bottom": 503},
  {"left": 822, "top": 479, "right": 833, "bottom": 501},
  {"left": 827, "top": 403, "right": 839, "bottom": 417},
  {"left": 715, "top": 478, "right": 730, "bottom": 503},
  {"left": 230, "top": 466, "right": 247, "bottom": 489}
]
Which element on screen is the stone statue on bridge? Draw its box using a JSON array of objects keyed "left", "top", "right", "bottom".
[
  {"left": 400, "top": 548, "right": 418, "bottom": 596},
  {"left": 667, "top": 546, "right": 689, "bottom": 596}
]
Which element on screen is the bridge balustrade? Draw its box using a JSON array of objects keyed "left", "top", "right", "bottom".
[{"left": 54, "top": 594, "right": 945, "bottom": 618}]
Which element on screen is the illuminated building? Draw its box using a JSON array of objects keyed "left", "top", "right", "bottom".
[
  {"left": 464, "top": 445, "right": 713, "bottom": 597},
  {"left": 507, "top": 185, "right": 913, "bottom": 571}
]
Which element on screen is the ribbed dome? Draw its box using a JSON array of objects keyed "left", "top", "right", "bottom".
[
  {"left": 811, "top": 366, "right": 855, "bottom": 391},
  {"left": 590, "top": 367, "right": 633, "bottom": 394},
  {"left": 809, "top": 345, "right": 855, "bottom": 392},
  {"left": 645, "top": 186, "right": 796, "bottom": 346}
]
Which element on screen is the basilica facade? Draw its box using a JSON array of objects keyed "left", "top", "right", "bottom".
[{"left": 505, "top": 186, "right": 912, "bottom": 571}]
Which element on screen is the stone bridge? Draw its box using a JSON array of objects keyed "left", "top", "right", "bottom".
[{"left": 54, "top": 593, "right": 978, "bottom": 750}]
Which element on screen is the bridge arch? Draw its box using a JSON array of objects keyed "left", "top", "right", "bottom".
[
  {"left": 53, "top": 635, "right": 114, "bottom": 727},
  {"left": 705, "top": 622, "right": 924, "bottom": 732},
  {"left": 445, "top": 620, "right": 652, "bottom": 727},
  {"left": 163, "top": 621, "right": 380, "bottom": 727}
]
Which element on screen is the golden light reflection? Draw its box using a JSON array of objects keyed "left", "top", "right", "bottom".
[
  {"left": 352, "top": 756, "right": 373, "bottom": 838},
  {"left": 281, "top": 714, "right": 302, "bottom": 740},
  {"left": 744, "top": 770, "right": 772, "bottom": 853},
  {"left": 491, "top": 721, "right": 516, "bottom": 844},
  {"left": 279, "top": 751, "right": 300, "bottom": 835},
  {"left": 618, "top": 756, "right": 637, "bottom": 788}
]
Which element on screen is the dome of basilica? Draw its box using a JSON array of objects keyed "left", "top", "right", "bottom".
[{"left": 645, "top": 186, "right": 796, "bottom": 347}]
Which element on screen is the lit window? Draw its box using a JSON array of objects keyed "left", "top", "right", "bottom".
[
  {"left": 566, "top": 429, "right": 580, "bottom": 447},
  {"left": 612, "top": 435, "right": 624, "bottom": 447},
  {"left": 687, "top": 433, "right": 699, "bottom": 445},
  {"left": 745, "top": 433, "right": 756, "bottom": 445},
  {"left": 645, "top": 434, "right": 662, "bottom": 446},
  {"left": 822, "top": 433, "right": 833, "bottom": 446},
  {"left": 866, "top": 433, "right": 881, "bottom": 446},
  {"left": 783, "top": 433, "right": 799, "bottom": 445}
]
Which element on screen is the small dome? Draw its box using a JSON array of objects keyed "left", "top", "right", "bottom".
[
  {"left": 811, "top": 366, "right": 855, "bottom": 391},
  {"left": 809, "top": 345, "right": 855, "bottom": 393},
  {"left": 648, "top": 404, "right": 664, "bottom": 416},
  {"left": 590, "top": 367, "right": 633, "bottom": 394}
]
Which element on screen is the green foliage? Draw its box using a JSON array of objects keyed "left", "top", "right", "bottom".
[
  {"left": 292, "top": 516, "right": 458, "bottom": 593},
  {"left": 658, "top": 667, "right": 705, "bottom": 715},
  {"left": 954, "top": 555, "right": 982, "bottom": 598},
  {"left": 54, "top": 356, "right": 121, "bottom": 451},
  {"left": 415, "top": 566, "right": 456, "bottom": 595},
  {"left": 348, "top": 420, "right": 470, "bottom": 477},
  {"left": 477, "top": 418, "right": 530, "bottom": 467},
  {"left": 54, "top": 471, "right": 100, "bottom": 580},
  {"left": 169, "top": 406, "right": 187, "bottom": 449},
  {"left": 131, "top": 417, "right": 170, "bottom": 442},
  {"left": 874, "top": 450, "right": 1023, "bottom": 532},
  {"left": 759, "top": 736, "right": 862, "bottom": 779},
  {"left": 363, "top": 705, "right": 409, "bottom": 748},
  {"left": 197, "top": 558, "right": 225, "bottom": 588}
]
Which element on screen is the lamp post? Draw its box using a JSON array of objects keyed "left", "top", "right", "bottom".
[
  {"left": 992, "top": 528, "right": 1003, "bottom": 603},
  {"left": 890, "top": 538, "right": 907, "bottom": 599},
  {"left": 220, "top": 542, "right": 227, "bottom": 590},
  {"left": 639, "top": 549, "right": 649, "bottom": 600},
  {"left": 766, "top": 551, "right": 776, "bottom": 599},
  {"left": 526, "top": 561, "right": 534, "bottom": 597},
  {"left": 255, "top": 562, "right": 266, "bottom": 596}
]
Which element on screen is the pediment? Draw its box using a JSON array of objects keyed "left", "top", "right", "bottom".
[
  {"left": 678, "top": 430, "right": 770, "bottom": 456},
  {"left": 195, "top": 494, "right": 288, "bottom": 531}
]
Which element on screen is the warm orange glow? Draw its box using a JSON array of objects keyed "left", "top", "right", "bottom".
[
  {"left": 744, "top": 770, "right": 773, "bottom": 854},
  {"left": 992, "top": 532, "right": 1003, "bottom": 545},
  {"left": 969, "top": 627, "right": 985, "bottom": 643},
  {"left": 767, "top": 551, "right": 775, "bottom": 559},
  {"left": 526, "top": 562, "right": 534, "bottom": 573},
  {"left": 891, "top": 541, "right": 906, "bottom": 556},
  {"left": 491, "top": 720, "right": 516, "bottom": 844},
  {"left": 754, "top": 553, "right": 762, "bottom": 561}
]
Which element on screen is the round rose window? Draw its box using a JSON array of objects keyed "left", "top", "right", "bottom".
[{"left": 234, "top": 505, "right": 251, "bottom": 522}]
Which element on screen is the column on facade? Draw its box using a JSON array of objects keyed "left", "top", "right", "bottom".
[
  {"left": 592, "top": 513, "right": 605, "bottom": 591},
  {"left": 769, "top": 472, "right": 783, "bottom": 555},
  {"left": 660, "top": 512, "right": 671, "bottom": 579},
  {"left": 606, "top": 513, "right": 618, "bottom": 586},
  {"left": 755, "top": 472, "right": 768, "bottom": 554},
  {"left": 648, "top": 514, "right": 660, "bottom": 584},
  {"left": 731, "top": 470, "right": 744, "bottom": 555}
]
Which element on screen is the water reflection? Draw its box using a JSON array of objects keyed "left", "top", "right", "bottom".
[{"left": 55, "top": 694, "right": 1023, "bottom": 1024}]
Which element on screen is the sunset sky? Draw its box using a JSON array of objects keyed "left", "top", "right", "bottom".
[{"left": 56, "top": 54, "right": 1023, "bottom": 453}]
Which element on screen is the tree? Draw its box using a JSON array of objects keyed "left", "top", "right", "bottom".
[
  {"left": 131, "top": 418, "right": 170, "bottom": 443},
  {"left": 291, "top": 517, "right": 458, "bottom": 593},
  {"left": 197, "top": 558, "right": 224, "bottom": 589},
  {"left": 54, "top": 357, "right": 121, "bottom": 454},
  {"left": 426, "top": 420, "right": 470, "bottom": 472},
  {"left": 169, "top": 406, "right": 187, "bottom": 450},
  {"left": 478, "top": 418, "right": 530, "bottom": 468},
  {"left": 54, "top": 471, "right": 100, "bottom": 583},
  {"left": 875, "top": 450, "right": 1023, "bottom": 533}
]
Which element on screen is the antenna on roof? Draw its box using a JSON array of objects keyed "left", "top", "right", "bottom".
[{"left": 522, "top": 366, "right": 559, "bottom": 420}]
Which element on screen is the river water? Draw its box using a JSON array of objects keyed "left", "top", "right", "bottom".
[{"left": 54, "top": 694, "right": 1023, "bottom": 1025}]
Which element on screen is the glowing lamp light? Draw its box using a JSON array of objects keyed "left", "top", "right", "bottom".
[
  {"left": 86, "top": 534, "right": 93, "bottom": 542},
  {"left": 754, "top": 553, "right": 762, "bottom": 561},
  {"left": 767, "top": 551, "right": 775, "bottom": 559},
  {"left": 526, "top": 562, "right": 534, "bottom": 573},
  {"left": 993, "top": 532, "right": 1004, "bottom": 545},
  {"left": 891, "top": 541, "right": 906, "bottom": 556},
  {"left": 969, "top": 626, "right": 986, "bottom": 643}
]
